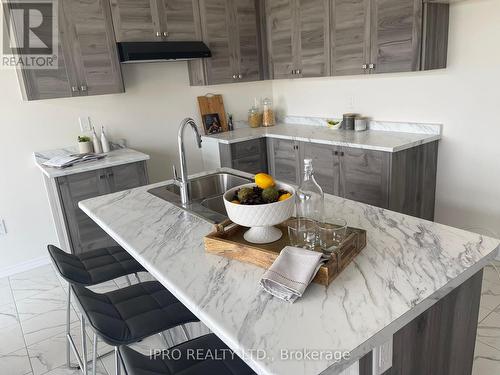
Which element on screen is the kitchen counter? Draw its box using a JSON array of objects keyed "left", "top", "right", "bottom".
[
  {"left": 78, "top": 168, "right": 498, "bottom": 375},
  {"left": 34, "top": 146, "right": 150, "bottom": 178},
  {"left": 202, "top": 123, "right": 441, "bottom": 153}
]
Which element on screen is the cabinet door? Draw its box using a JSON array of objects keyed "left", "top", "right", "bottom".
[
  {"left": 4, "top": 0, "right": 78, "bottom": 100},
  {"left": 297, "top": 0, "right": 330, "bottom": 77},
  {"left": 234, "top": 0, "right": 262, "bottom": 82},
  {"left": 370, "top": 0, "right": 422, "bottom": 74},
  {"left": 330, "top": 0, "right": 370, "bottom": 76},
  {"left": 301, "top": 142, "right": 339, "bottom": 195},
  {"left": 62, "top": 0, "right": 124, "bottom": 96},
  {"left": 199, "top": 0, "right": 235, "bottom": 84},
  {"left": 266, "top": 0, "right": 295, "bottom": 79},
  {"left": 339, "top": 147, "right": 390, "bottom": 208},
  {"left": 57, "top": 170, "right": 117, "bottom": 254},
  {"left": 107, "top": 162, "right": 149, "bottom": 192},
  {"left": 158, "top": 0, "right": 200, "bottom": 41},
  {"left": 268, "top": 138, "right": 300, "bottom": 184},
  {"left": 109, "top": 0, "right": 162, "bottom": 42}
]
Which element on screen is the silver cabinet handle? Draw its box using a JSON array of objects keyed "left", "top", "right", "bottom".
[
  {"left": 291, "top": 69, "right": 296, "bottom": 75},
  {"left": 80, "top": 85, "right": 87, "bottom": 92},
  {"left": 71, "top": 86, "right": 78, "bottom": 93},
  {"left": 156, "top": 31, "right": 161, "bottom": 37},
  {"left": 163, "top": 31, "right": 169, "bottom": 37},
  {"left": 369, "top": 63, "right": 375, "bottom": 70},
  {"left": 362, "top": 64, "right": 368, "bottom": 70},
  {"left": 238, "top": 74, "right": 242, "bottom": 79},
  {"left": 232, "top": 74, "right": 237, "bottom": 79},
  {"left": 296, "top": 69, "right": 301, "bottom": 75}
]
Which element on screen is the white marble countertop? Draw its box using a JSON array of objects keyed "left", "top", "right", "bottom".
[
  {"left": 34, "top": 147, "right": 150, "bottom": 178},
  {"left": 202, "top": 124, "right": 441, "bottom": 153},
  {"left": 79, "top": 169, "right": 498, "bottom": 375}
]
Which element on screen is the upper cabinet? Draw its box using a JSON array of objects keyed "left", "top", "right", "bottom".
[
  {"left": 333, "top": 0, "right": 448, "bottom": 76},
  {"left": 369, "top": 0, "right": 422, "bottom": 74},
  {"left": 266, "top": 0, "right": 330, "bottom": 79},
  {"left": 189, "top": 0, "right": 264, "bottom": 85},
  {"left": 330, "top": 0, "right": 370, "bottom": 76},
  {"left": 109, "top": 0, "right": 161, "bottom": 42},
  {"left": 110, "top": 0, "right": 200, "bottom": 42},
  {"left": 62, "top": 0, "right": 124, "bottom": 96},
  {"left": 6, "top": 0, "right": 123, "bottom": 101}
]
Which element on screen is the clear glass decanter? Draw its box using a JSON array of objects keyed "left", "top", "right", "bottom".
[{"left": 295, "top": 159, "right": 325, "bottom": 248}]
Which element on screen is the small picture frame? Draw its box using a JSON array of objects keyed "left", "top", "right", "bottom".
[{"left": 202, "top": 113, "right": 223, "bottom": 135}]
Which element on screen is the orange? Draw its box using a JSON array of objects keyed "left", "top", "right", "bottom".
[
  {"left": 278, "top": 193, "right": 292, "bottom": 201},
  {"left": 255, "top": 173, "right": 275, "bottom": 189}
]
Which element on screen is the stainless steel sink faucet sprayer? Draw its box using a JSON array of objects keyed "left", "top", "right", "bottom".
[{"left": 174, "top": 118, "right": 202, "bottom": 206}]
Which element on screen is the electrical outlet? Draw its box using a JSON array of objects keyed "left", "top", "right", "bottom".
[
  {"left": 372, "top": 338, "right": 393, "bottom": 374},
  {"left": 78, "top": 116, "right": 91, "bottom": 132},
  {"left": 0, "top": 219, "right": 7, "bottom": 236}
]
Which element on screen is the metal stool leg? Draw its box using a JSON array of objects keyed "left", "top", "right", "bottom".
[
  {"left": 115, "top": 346, "right": 121, "bottom": 375},
  {"left": 92, "top": 333, "right": 98, "bottom": 375},
  {"left": 81, "top": 315, "right": 88, "bottom": 375},
  {"left": 66, "top": 284, "right": 72, "bottom": 368}
]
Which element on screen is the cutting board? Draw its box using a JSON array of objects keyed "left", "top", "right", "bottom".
[{"left": 197, "top": 94, "right": 228, "bottom": 134}]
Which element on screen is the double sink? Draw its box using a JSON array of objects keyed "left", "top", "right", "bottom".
[{"left": 148, "top": 172, "right": 252, "bottom": 223}]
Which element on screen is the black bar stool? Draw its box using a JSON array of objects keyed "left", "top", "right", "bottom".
[
  {"left": 119, "top": 334, "right": 255, "bottom": 375},
  {"left": 71, "top": 280, "right": 200, "bottom": 375},
  {"left": 48, "top": 244, "right": 146, "bottom": 370}
]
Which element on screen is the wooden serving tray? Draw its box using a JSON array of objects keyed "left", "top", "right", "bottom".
[{"left": 204, "top": 220, "right": 367, "bottom": 286}]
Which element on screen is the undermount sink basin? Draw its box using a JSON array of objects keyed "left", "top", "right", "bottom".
[{"left": 148, "top": 172, "right": 252, "bottom": 224}]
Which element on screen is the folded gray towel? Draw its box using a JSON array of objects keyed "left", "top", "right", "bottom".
[{"left": 260, "top": 246, "right": 323, "bottom": 303}]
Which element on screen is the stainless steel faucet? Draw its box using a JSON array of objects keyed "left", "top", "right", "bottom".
[{"left": 175, "top": 118, "right": 202, "bottom": 206}]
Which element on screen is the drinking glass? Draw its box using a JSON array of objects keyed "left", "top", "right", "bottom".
[
  {"left": 319, "top": 218, "right": 347, "bottom": 255},
  {"left": 287, "top": 218, "right": 318, "bottom": 250}
]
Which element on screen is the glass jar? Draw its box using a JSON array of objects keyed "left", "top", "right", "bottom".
[
  {"left": 248, "top": 105, "right": 262, "bottom": 128},
  {"left": 262, "top": 98, "right": 275, "bottom": 127}
]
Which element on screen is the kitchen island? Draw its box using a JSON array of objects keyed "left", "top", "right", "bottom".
[{"left": 79, "top": 169, "right": 499, "bottom": 375}]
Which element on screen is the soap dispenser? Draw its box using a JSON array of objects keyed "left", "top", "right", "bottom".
[{"left": 100, "top": 126, "right": 111, "bottom": 153}]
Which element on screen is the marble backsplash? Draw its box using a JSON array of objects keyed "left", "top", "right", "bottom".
[{"left": 281, "top": 115, "right": 443, "bottom": 135}]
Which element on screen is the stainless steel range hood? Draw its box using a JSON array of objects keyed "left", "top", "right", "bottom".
[{"left": 117, "top": 42, "right": 211, "bottom": 63}]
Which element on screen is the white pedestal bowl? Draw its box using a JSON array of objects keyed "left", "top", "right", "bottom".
[{"left": 223, "top": 183, "right": 295, "bottom": 244}]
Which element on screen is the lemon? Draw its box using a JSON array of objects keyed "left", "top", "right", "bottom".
[
  {"left": 231, "top": 200, "right": 241, "bottom": 204},
  {"left": 255, "top": 173, "right": 275, "bottom": 189},
  {"left": 278, "top": 193, "right": 292, "bottom": 201}
]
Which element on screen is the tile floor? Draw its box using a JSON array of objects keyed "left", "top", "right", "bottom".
[{"left": 1, "top": 261, "right": 499, "bottom": 375}]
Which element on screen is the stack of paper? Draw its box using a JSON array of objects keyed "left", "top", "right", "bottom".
[{"left": 42, "top": 154, "right": 106, "bottom": 168}]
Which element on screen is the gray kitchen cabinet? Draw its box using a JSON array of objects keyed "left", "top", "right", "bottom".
[
  {"left": 266, "top": 0, "right": 330, "bottom": 79},
  {"left": 190, "top": 0, "right": 263, "bottom": 85},
  {"left": 5, "top": 0, "right": 124, "bottom": 100},
  {"left": 331, "top": 0, "right": 448, "bottom": 75},
  {"left": 109, "top": 0, "right": 162, "bottom": 42},
  {"left": 62, "top": 0, "right": 124, "bottom": 96},
  {"left": 339, "top": 146, "right": 390, "bottom": 208},
  {"left": 110, "top": 0, "right": 200, "bottom": 42},
  {"left": 219, "top": 138, "right": 268, "bottom": 175},
  {"left": 330, "top": 0, "right": 370, "bottom": 76},
  {"left": 369, "top": 0, "right": 423, "bottom": 74},
  {"left": 56, "top": 161, "right": 148, "bottom": 254},
  {"left": 301, "top": 142, "right": 339, "bottom": 195},
  {"left": 267, "top": 138, "right": 301, "bottom": 184},
  {"left": 267, "top": 140, "right": 438, "bottom": 220}
]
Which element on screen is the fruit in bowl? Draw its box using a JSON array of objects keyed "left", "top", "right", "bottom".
[{"left": 224, "top": 173, "right": 295, "bottom": 244}]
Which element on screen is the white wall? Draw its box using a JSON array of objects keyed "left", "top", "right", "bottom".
[
  {"left": 272, "top": 0, "right": 500, "bottom": 241},
  {"left": 0, "top": 61, "right": 272, "bottom": 272}
]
